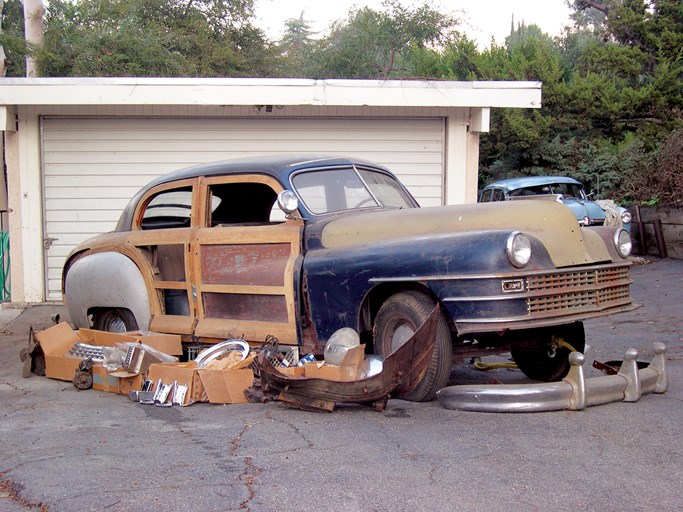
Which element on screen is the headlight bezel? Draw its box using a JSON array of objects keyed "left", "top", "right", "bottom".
[
  {"left": 614, "top": 228, "right": 632, "bottom": 258},
  {"left": 620, "top": 210, "right": 632, "bottom": 224},
  {"left": 506, "top": 231, "right": 532, "bottom": 268}
]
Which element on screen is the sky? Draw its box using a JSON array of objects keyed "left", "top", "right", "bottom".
[{"left": 254, "top": 0, "right": 574, "bottom": 49}]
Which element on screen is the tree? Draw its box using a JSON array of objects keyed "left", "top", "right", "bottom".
[
  {"left": 0, "top": 0, "right": 27, "bottom": 76},
  {"left": 37, "top": 0, "right": 274, "bottom": 77},
  {"left": 309, "top": 0, "right": 460, "bottom": 79},
  {"left": 275, "top": 12, "right": 317, "bottom": 77}
]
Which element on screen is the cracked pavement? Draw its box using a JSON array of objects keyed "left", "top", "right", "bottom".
[{"left": 1, "top": 258, "right": 682, "bottom": 511}]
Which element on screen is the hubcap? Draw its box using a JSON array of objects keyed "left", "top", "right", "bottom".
[
  {"left": 391, "top": 323, "right": 415, "bottom": 352},
  {"left": 108, "top": 317, "right": 128, "bottom": 333}
]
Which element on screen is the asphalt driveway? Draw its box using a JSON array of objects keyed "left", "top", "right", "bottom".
[{"left": 1, "top": 257, "right": 681, "bottom": 512}]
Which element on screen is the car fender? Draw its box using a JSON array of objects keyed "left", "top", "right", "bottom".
[{"left": 64, "top": 251, "right": 151, "bottom": 330}]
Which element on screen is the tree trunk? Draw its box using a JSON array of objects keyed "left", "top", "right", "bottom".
[{"left": 24, "top": 0, "right": 45, "bottom": 77}]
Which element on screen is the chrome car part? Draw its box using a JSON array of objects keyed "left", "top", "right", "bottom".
[
  {"left": 614, "top": 228, "right": 632, "bottom": 258},
  {"left": 436, "top": 342, "right": 667, "bottom": 412},
  {"left": 194, "top": 339, "right": 250, "bottom": 368},
  {"left": 506, "top": 231, "right": 531, "bottom": 268},
  {"left": 277, "top": 190, "right": 299, "bottom": 214}
]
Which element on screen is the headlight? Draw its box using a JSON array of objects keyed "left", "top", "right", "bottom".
[
  {"left": 614, "top": 228, "right": 632, "bottom": 258},
  {"left": 621, "top": 210, "right": 632, "bottom": 224},
  {"left": 507, "top": 232, "right": 532, "bottom": 268}
]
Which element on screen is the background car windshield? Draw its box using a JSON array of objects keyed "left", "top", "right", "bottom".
[
  {"left": 292, "top": 167, "right": 414, "bottom": 214},
  {"left": 509, "top": 183, "right": 585, "bottom": 199}
]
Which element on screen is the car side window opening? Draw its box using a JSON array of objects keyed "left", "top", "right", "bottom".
[
  {"left": 140, "top": 187, "right": 193, "bottom": 230},
  {"left": 208, "top": 182, "right": 280, "bottom": 226}
]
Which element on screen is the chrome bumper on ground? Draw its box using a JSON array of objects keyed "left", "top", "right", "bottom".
[{"left": 436, "top": 342, "right": 668, "bottom": 413}]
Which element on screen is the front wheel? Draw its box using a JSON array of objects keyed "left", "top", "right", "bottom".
[
  {"left": 510, "top": 322, "right": 586, "bottom": 382},
  {"left": 91, "top": 308, "right": 138, "bottom": 333},
  {"left": 374, "top": 291, "right": 452, "bottom": 402}
]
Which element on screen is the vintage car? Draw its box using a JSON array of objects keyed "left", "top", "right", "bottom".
[
  {"left": 479, "top": 176, "right": 632, "bottom": 232},
  {"left": 63, "top": 155, "right": 636, "bottom": 401}
]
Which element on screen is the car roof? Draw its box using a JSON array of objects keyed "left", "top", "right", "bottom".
[
  {"left": 148, "top": 153, "right": 387, "bottom": 188},
  {"left": 115, "top": 154, "right": 392, "bottom": 231},
  {"left": 483, "top": 176, "right": 583, "bottom": 192}
]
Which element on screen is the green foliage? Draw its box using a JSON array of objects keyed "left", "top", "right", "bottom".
[
  {"left": 0, "top": 0, "right": 27, "bottom": 76},
  {"left": 308, "top": 0, "right": 459, "bottom": 79},
  {"left": 37, "top": 0, "right": 273, "bottom": 77}
]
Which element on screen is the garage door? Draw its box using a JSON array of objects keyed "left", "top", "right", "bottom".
[{"left": 41, "top": 116, "right": 445, "bottom": 300}]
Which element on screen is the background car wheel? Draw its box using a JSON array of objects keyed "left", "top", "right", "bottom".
[
  {"left": 91, "top": 308, "right": 138, "bottom": 333},
  {"left": 510, "top": 322, "right": 585, "bottom": 382},
  {"left": 374, "top": 291, "right": 452, "bottom": 402}
]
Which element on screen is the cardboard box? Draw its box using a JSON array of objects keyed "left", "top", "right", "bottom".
[
  {"left": 112, "top": 371, "right": 145, "bottom": 396},
  {"left": 277, "top": 366, "right": 305, "bottom": 377},
  {"left": 147, "top": 362, "right": 206, "bottom": 405},
  {"left": 34, "top": 322, "right": 138, "bottom": 382},
  {"left": 126, "top": 331, "right": 183, "bottom": 356},
  {"left": 304, "top": 344, "right": 365, "bottom": 381},
  {"left": 197, "top": 368, "right": 254, "bottom": 404},
  {"left": 92, "top": 365, "right": 120, "bottom": 393}
]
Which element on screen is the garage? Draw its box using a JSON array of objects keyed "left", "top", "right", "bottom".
[{"left": 41, "top": 116, "right": 445, "bottom": 300}]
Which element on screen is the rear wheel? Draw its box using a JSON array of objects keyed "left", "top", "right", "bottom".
[
  {"left": 91, "top": 308, "right": 138, "bottom": 333},
  {"left": 510, "top": 322, "right": 585, "bottom": 382},
  {"left": 374, "top": 291, "right": 452, "bottom": 402}
]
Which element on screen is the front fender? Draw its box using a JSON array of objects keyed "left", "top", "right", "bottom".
[{"left": 64, "top": 252, "right": 151, "bottom": 329}]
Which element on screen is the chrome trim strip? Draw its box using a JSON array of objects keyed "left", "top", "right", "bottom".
[{"left": 368, "top": 262, "right": 631, "bottom": 283}]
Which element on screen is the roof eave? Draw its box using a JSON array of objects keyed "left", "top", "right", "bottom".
[{"left": 0, "top": 77, "right": 542, "bottom": 109}]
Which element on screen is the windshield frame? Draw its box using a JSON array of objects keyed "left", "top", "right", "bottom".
[{"left": 289, "top": 164, "right": 418, "bottom": 217}]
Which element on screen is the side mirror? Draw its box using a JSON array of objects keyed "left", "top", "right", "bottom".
[{"left": 277, "top": 190, "right": 299, "bottom": 215}]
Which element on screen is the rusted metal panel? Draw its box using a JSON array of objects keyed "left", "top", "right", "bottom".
[
  {"left": 202, "top": 292, "right": 288, "bottom": 323},
  {"left": 200, "top": 243, "right": 289, "bottom": 286},
  {"left": 255, "top": 306, "right": 439, "bottom": 411}
]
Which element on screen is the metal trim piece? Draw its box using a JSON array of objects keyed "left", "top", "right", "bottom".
[
  {"left": 368, "top": 262, "right": 631, "bottom": 283},
  {"left": 436, "top": 342, "right": 668, "bottom": 413},
  {"left": 194, "top": 339, "right": 250, "bottom": 368}
]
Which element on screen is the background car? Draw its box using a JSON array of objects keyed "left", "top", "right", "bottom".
[
  {"left": 63, "top": 155, "right": 636, "bottom": 401},
  {"left": 479, "top": 176, "right": 632, "bottom": 232}
]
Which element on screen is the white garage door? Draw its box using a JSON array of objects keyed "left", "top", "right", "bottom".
[{"left": 41, "top": 116, "right": 445, "bottom": 299}]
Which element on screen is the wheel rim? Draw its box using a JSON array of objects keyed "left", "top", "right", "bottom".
[
  {"left": 107, "top": 316, "right": 128, "bottom": 333},
  {"left": 390, "top": 322, "right": 415, "bottom": 352}
]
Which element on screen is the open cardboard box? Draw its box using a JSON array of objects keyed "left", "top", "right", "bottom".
[
  {"left": 147, "top": 362, "right": 207, "bottom": 406},
  {"left": 304, "top": 344, "right": 365, "bottom": 381},
  {"left": 34, "top": 322, "right": 178, "bottom": 395},
  {"left": 125, "top": 331, "right": 183, "bottom": 356},
  {"left": 34, "top": 322, "right": 138, "bottom": 383}
]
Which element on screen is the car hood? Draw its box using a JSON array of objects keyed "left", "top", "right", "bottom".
[
  {"left": 319, "top": 201, "right": 613, "bottom": 268},
  {"left": 563, "top": 199, "right": 606, "bottom": 223}
]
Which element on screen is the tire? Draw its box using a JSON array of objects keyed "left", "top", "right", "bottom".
[
  {"left": 92, "top": 308, "right": 138, "bottom": 333},
  {"left": 373, "top": 291, "right": 452, "bottom": 402},
  {"left": 510, "top": 322, "right": 586, "bottom": 382}
]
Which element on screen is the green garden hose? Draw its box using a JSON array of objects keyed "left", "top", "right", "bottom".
[{"left": 0, "top": 231, "right": 9, "bottom": 301}]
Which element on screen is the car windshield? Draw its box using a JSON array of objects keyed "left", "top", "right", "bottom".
[
  {"left": 291, "top": 166, "right": 415, "bottom": 214},
  {"left": 509, "top": 183, "right": 586, "bottom": 200}
]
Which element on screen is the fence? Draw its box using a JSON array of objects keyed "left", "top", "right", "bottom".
[{"left": 632, "top": 206, "right": 683, "bottom": 260}]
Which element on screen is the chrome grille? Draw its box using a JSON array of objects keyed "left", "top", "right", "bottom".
[{"left": 527, "top": 265, "right": 632, "bottom": 315}]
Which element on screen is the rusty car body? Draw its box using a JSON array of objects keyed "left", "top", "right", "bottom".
[{"left": 63, "top": 154, "right": 636, "bottom": 401}]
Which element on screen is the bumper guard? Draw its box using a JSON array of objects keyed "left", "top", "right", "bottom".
[{"left": 437, "top": 342, "right": 668, "bottom": 412}]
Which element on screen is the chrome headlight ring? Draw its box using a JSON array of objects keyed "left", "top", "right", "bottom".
[
  {"left": 621, "top": 209, "right": 632, "bottom": 224},
  {"left": 614, "top": 228, "right": 632, "bottom": 258},
  {"left": 507, "top": 231, "right": 532, "bottom": 268}
]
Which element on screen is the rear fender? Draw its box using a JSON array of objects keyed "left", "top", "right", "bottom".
[{"left": 64, "top": 252, "right": 151, "bottom": 329}]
